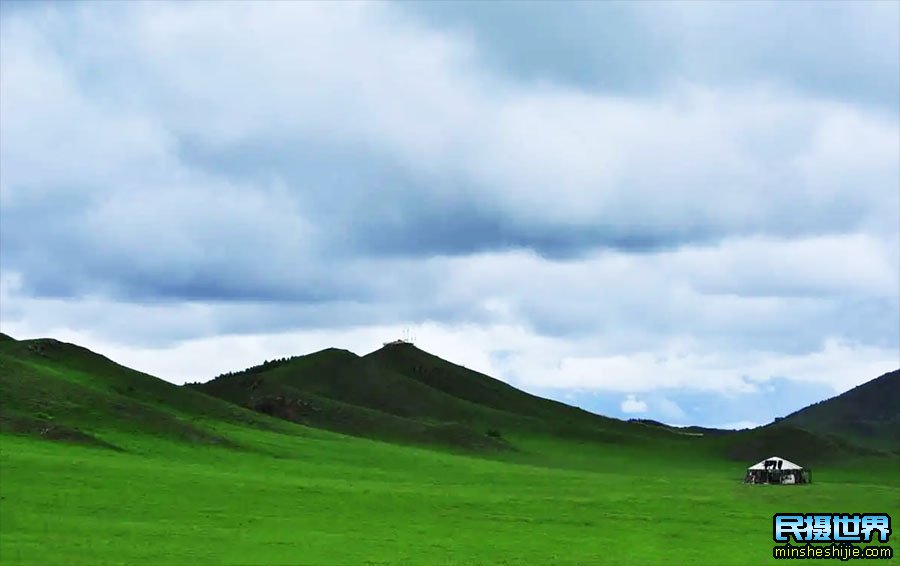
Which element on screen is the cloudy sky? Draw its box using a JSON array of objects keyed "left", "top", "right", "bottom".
[{"left": 1, "top": 1, "right": 898, "bottom": 429}]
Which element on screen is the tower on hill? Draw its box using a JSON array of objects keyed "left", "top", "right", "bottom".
[{"left": 383, "top": 328, "right": 414, "bottom": 346}]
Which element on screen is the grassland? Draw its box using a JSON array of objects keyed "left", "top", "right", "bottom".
[
  {"left": 1, "top": 336, "right": 898, "bottom": 564},
  {"left": 3, "top": 427, "right": 898, "bottom": 565}
]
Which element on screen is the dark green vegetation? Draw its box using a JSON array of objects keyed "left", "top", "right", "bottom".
[
  {"left": 0, "top": 336, "right": 284, "bottom": 451},
  {"left": 774, "top": 369, "right": 900, "bottom": 453},
  {"left": 1, "top": 334, "right": 898, "bottom": 565},
  {"left": 190, "top": 342, "right": 675, "bottom": 452}
]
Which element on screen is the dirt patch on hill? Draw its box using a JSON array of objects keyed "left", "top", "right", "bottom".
[{"left": 0, "top": 412, "right": 123, "bottom": 451}]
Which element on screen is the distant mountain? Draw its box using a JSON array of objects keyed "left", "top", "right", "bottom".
[
  {"left": 4, "top": 333, "right": 895, "bottom": 463},
  {"left": 627, "top": 418, "right": 735, "bottom": 437},
  {"left": 719, "top": 424, "right": 881, "bottom": 464},
  {"left": 365, "top": 342, "right": 625, "bottom": 430},
  {"left": 0, "top": 336, "right": 682, "bottom": 455},
  {"left": 773, "top": 369, "right": 900, "bottom": 453},
  {"left": 189, "top": 346, "right": 514, "bottom": 451},
  {"left": 190, "top": 341, "right": 677, "bottom": 451},
  {"left": 0, "top": 335, "right": 280, "bottom": 450},
  {"left": 710, "top": 369, "right": 899, "bottom": 463}
]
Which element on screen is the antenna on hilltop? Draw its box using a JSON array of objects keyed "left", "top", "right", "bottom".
[{"left": 383, "top": 327, "right": 414, "bottom": 347}]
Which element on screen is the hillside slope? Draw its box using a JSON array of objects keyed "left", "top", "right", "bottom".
[
  {"left": 192, "top": 342, "right": 690, "bottom": 452},
  {"left": 774, "top": 369, "right": 900, "bottom": 453},
  {"left": 707, "top": 369, "right": 899, "bottom": 463},
  {"left": 4, "top": 333, "right": 891, "bottom": 465},
  {"left": 366, "top": 342, "right": 675, "bottom": 440},
  {"left": 0, "top": 336, "right": 282, "bottom": 450},
  {"left": 189, "top": 348, "right": 521, "bottom": 451},
  {"left": 366, "top": 343, "right": 587, "bottom": 420}
]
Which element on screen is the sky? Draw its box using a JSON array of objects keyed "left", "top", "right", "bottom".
[{"left": 1, "top": 1, "right": 898, "bottom": 429}]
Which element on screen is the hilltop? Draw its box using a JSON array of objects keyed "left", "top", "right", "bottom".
[
  {"left": 772, "top": 369, "right": 900, "bottom": 453},
  {"left": 189, "top": 346, "right": 514, "bottom": 451},
  {"left": 189, "top": 341, "right": 676, "bottom": 452},
  {"left": 189, "top": 340, "right": 898, "bottom": 462},
  {"left": 366, "top": 342, "right": 621, "bottom": 428},
  {"left": 703, "top": 368, "right": 899, "bottom": 463},
  {"left": 2, "top": 334, "right": 895, "bottom": 464}
]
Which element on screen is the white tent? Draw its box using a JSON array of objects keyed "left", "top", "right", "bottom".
[
  {"left": 748, "top": 456, "right": 802, "bottom": 471},
  {"left": 744, "top": 456, "right": 811, "bottom": 484}
]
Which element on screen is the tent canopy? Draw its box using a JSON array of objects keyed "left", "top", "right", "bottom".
[{"left": 747, "top": 456, "right": 803, "bottom": 470}]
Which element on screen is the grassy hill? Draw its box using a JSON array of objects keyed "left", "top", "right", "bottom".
[
  {"left": 4, "top": 333, "right": 893, "bottom": 463},
  {"left": 771, "top": 369, "right": 900, "bottom": 453},
  {"left": 717, "top": 424, "right": 881, "bottom": 463},
  {"left": 194, "top": 341, "right": 900, "bottom": 464},
  {"left": 0, "top": 335, "right": 285, "bottom": 451},
  {"left": 1, "top": 335, "right": 898, "bottom": 564},
  {"left": 701, "top": 368, "right": 900, "bottom": 464},
  {"left": 190, "top": 341, "right": 683, "bottom": 452},
  {"left": 189, "top": 347, "right": 518, "bottom": 451},
  {"left": 367, "top": 342, "right": 633, "bottom": 432}
]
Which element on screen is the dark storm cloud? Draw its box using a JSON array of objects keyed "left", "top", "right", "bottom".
[
  {"left": 175, "top": 138, "right": 696, "bottom": 259},
  {"left": 173, "top": 129, "right": 888, "bottom": 264}
]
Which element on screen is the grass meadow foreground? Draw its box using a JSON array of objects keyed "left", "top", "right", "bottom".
[
  {"left": 1, "top": 338, "right": 897, "bottom": 564},
  {"left": 2, "top": 423, "right": 898, "bottom": 565}
]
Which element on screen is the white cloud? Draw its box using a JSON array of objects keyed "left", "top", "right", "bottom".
[
  {"left": 0, "top": 1, "right": 896, "bottom": 416},
  {"left": 2, "top": 3, "right": 897, "bottom": 254},
  {"left": 620, "top": 395, "right": 648, "bottom": 414},
  {"left": 2, "top": 290, "right": 896, "bottom": 397},
  {"left": 501, "top": 336, "right": 898, "bottom": 395},
  {"left": 652, "top": 397, "right": 687, "bottom": 422}
]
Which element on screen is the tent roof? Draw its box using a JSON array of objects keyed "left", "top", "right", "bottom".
[{"left": 748, "top": 456, "right": 803, "bottom": 470}]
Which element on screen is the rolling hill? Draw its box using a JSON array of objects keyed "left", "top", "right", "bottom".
[
  {"left": 188, "top": 346, "right": 516, "bottom": 451},
  {"left": 2, "top": 333, "right": 898, "bottom": 564},
  {"left": 0, "top": 334, "right": 285, "bottom": 451},
  {"left": 366, "top": 342, "right": 624, "bottom": 428},
  {"left": 772, "top": 369, "right": 900, "bottom": 453},
  {"left": 3, "top": 332, "right": 896, "bottom": 463},
  {"left": 704, "top": 369, "right": 900, "bottom": 463},
  {"left": 189, "top": 341, "right": 688, "bottom": 452}
]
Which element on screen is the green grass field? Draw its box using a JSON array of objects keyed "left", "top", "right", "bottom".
[
  {"left": 1, "top": 337, "right": 898, "bottom": 564},
  {"left": 2, "top": 425, "right": 898, "bottom": 564}
]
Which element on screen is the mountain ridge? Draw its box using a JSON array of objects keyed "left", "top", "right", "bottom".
[
  {"left": 771, "top": 369, "right": 899, "bottom": 453},
  {"left": 0, "top": 335, "right": 289, "bottom": 451},
  {"left": 2, "top": 333, "right": 897, "bottom": 462}
]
